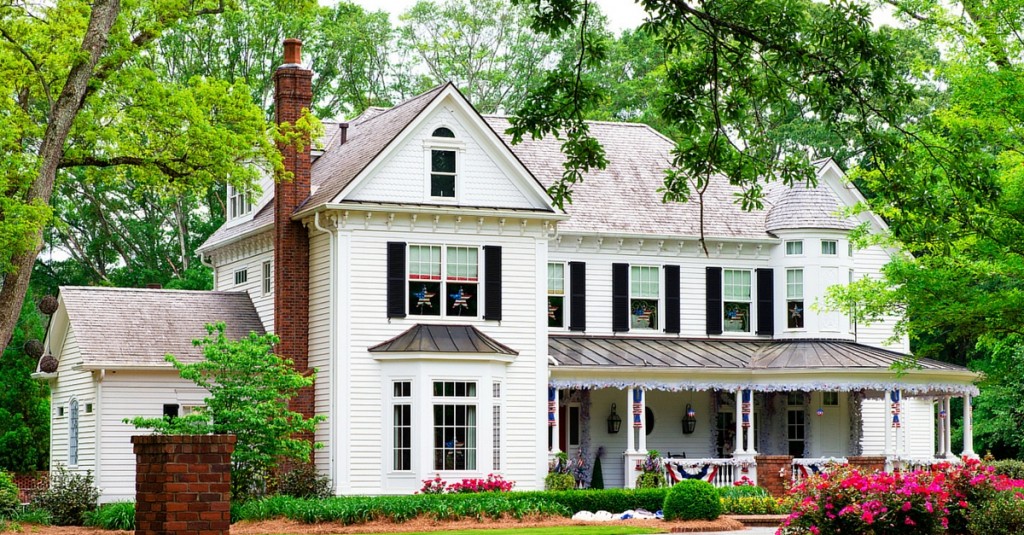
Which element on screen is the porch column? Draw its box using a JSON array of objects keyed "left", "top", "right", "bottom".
[
  {"left": 734, "top": 389, "right": 745, "bottom": 455},
  {"left": 943, "top": 396, "right": 953, "bottom": 458},
  {"left": 883, "top": 391, "right": 892, "bottom": 462},
  {"left": 626, "top": 388, "right": 636, "bottom": 453},
  {"left": 744, "top": 390, "right": 757, "bottom": 455},
  {"left": 962, "top": 394, "right": 976, "bottom": 458},
  {"left": 935, "top": 398, "right": 946, "bottom": 459}
]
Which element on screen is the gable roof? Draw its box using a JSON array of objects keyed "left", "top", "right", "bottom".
[{"left": 57, "top": 286, "right": 265, "bottom": 368}]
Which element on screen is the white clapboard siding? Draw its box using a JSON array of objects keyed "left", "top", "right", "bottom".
[
  {"left": 51, "top": 326, "right": 98, "bottom": 476},
  {"left": 215, "top": 246, "right": 274, "bottom": 333},
  {"left": 853, "top": 245, "right": 909, "bottom": 352},
  {"left": 307, "top": 230, "right": 333, "bottom": 475},
  {"left": 347, "top": 105, "right": 539, "bottom": 210},
  {"left": 860, "top": 397, "right": 935, "bottom": 457},
  {"left": 97, "top": 371, "right": 207, "bottom": 503}
]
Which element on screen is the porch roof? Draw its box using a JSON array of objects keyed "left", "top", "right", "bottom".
[{"left": 548, "top": 335, "right": 978, "bottom": 395}]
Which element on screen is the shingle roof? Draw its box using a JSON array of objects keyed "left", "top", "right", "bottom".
[
  {"left": 548, "top": 335, "right": 965, "bottom": 371},
  {"left": 763, "top": 178, "right": 858, "bottom": 232},
  {"left": 483, "top": 117, "right": 773, "bottom": 239},
  {"left": 369, "top": 324, "right": 518, "bottom": 355},
  {"left": 59, "top": 286, "right": 265, "bottom": 367}
]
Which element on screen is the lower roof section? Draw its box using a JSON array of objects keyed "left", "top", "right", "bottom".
[{"left": 548, "top": 335, "right": 979, "bottom": 396}]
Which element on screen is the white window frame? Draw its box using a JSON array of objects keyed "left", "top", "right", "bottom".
[
  {"left": 423, "top": 130, "right": 466, "bottom": 203},
  {"left": 786, "top": 268, "right": 805, "bottom": 330},
  {"left": 821, "top": 239, "right": 838, "bottom": 255},
  {"left": 234, "top": 268, "right": 248, "bottom": 286},
  {"left": 629, "top": 265, "right": 661, "bottom": 331},
  {"left": 492, "top": 382, "right": 502, "bottom": 471},
  {"left": 722, "top": 269, "right": 753, "bottom": 334},
  {"left": 227, "top": 184, "right": 253, "bottom": 220},
  {"left": 547, "top": 262, "right": 567, "bottom": 330},
  {"left": 785, "top": 240, "right": 804, "bottom": 256},
  {"left": 392, "top": 380, "right": 413, "bottom": 473},
  {"left": 68, "top": 398, "right": 79, "bottom": 466},
  {"left": 431, "top": 380, "right": 478, "bottom": 472},
  {"left": 407, "top": 244, "right": 481, "bottom": 319},
  {"left": 261, "top": 261, "right": 272, "bottom": 296}
]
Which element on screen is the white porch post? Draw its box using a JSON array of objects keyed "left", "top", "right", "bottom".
[
  {"left": 626, "top": 388, "right": 636, "bottom": 454},
  {"left": 883, "top": 391, "right": 892, "bottom": 466},
  {"left": 935, "top": 398, "right": 945, "bottom": 459},
  {"left": 637, "top": 389, "right": 648, "bottom": 453},
  {"left": 734, "top": 389, "right": 745, "bottom": 455},
  {"left": 962, "top": 394, "right": 977, "bottom": 458},
  {"left": 745, "top": 390, "right": 757, "bottom": 455},
  {"left": 943, "top": 396, "right": 954, "bottom": 458},
  {"left": 624, "top": 387, "right": 646, "bottom": 489},
  {"left": 898, "top": 391, "right": 907, "bottom": 457}
]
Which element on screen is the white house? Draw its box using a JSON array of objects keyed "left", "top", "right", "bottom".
[{"left": 38, "top": 39, "right": 978, "bottom": 501}]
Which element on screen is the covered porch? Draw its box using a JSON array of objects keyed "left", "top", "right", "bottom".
[{"left": 546, "top": 336, "right": 979, "bottom": 489}]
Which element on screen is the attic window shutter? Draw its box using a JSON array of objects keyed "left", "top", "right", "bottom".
[
  {"left": 756, "top": 268, "right": 774, "bottom": 335},
  {"left": 387, "top": 242, "right": 407, "bottom": 318},
  {"left": 483, "top": 246, "right": 502, "bottom": 320},
  {"left": 706, "top": 267, "right": 723, "bottom": 335},
  {"left": 568, "top": 262, "right": 586, "bottom": 331},
  {"left": 612, "top": 263, "right": 629, "bottom": 332},
  {"left": 664, "top": 265, "right": 680, "bottom": 334}
]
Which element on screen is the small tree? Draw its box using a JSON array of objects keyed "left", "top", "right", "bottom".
[{"left": 128, "top": 322, "right": 324, "bottom": 500}]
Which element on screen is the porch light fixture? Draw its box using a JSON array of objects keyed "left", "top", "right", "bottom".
[
  {"left": 682, "top": 403, "right": 697, "bottom": 434},
  {"left": 607, "top": 403, "right": 622, "bottom": 434},
  {"left": 939, "top": 409, "right": 947, "bottom": 419},
  {"left": 816, "top": 407, "right": 825, "bottom": 417}
]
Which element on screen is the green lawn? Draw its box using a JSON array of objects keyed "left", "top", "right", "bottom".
[{"left": 354, "top": 528, "right": 667, "bottom": 535}]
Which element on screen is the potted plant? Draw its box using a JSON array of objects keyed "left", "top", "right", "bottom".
[{"left": 636, "top": 449, "right": 666, "bottom": 488}]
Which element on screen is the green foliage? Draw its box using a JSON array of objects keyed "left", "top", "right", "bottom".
[
  {"left": 967, "top": 492, "right": 1024, "bottom": 535},
  {"left": 84, "top": 502, "right": 135, "bottom": 531},
  {"left": 590, "top": 456, "right": 604, "bottom": 490},
  {"left": 635, "top": 472, "right": 665, "bottom": 489},
  {"left": 0, "top": 290, "right": 50, "bottom": 472},
  {"left": 29, "top": 466, "right": 99, "bottom": 526},
  {"left": 13, "top": 507, "right": 51, "bottom": 525},
  {"left": 513, "top": 488, "right": 668, "bottom": 514},
  {"left": 716, "top": 485, "right": 769, "bottom": 499},
  {"left": 234, "top": 493, "right": 571, "bottom": 525},
  {"left": 126, "top": 323, "right": 325, "bottom": 501},
  {"left": 990, "top": 460, "right": 1024, "bottom": 480},
  {"left": 0, "top": 471, "right": 19, "bottom": 519},
  {"left": 272, "top": 463, "right": 332, "bottom": 499},
  {"left": 719, "top": 496, "right": 789, "bottom": 515},
  {"left": 662, "top": 480, "right": 722, "bottom": 521},
  {"left": 544, "top": 472, "right": 576, "bottom": 491}
]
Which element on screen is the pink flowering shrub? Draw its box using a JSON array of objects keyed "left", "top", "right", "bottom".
[
  {"left": 778, "top": 458, "right": 1024, "bottom": 535},
  {"left": 417, "top": 473, "right": 514, "bottom": 494}
]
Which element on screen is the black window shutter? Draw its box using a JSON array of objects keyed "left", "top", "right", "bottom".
[
  {"left": 483, "top": 246, "right": 502, "bottom": 320},
  {"left": 612, "top": 263, "right": 629, "bottom": 332},
  {"left": 756, "top": 268, "right": 774, "bottom": 335},
  {"left": 386, "top": 242, "right": 407, "bottom": 318},
  {"left": 706, "top": 267, "right": 723, "bottom": 335},
  {"left": 568, "top": 262, "right": 586, "bottom": 331},
  {"left": 664, "top": 265, "right": 681, "bottom": 334}
]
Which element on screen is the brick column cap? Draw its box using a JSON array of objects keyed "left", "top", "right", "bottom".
[{"left": 131, "top": 435, "right": 237, "bottom": 446}]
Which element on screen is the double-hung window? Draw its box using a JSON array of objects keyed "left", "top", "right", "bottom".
[
  {"left": 630, "top": 266, "right": 659, "bottom": 330},
  {"left": 786, "top": 268, "right": 804, "bottom": 329},
  {"left": 433, "top": 381, "right": 477, "bottom": 471},
  {"left": 548, "top": 263, "right": 565, "bottom": 328},
  {"left": 393, "top": 381, "right": 412, "bottom": 471},
  {"left": 227, "top": 185, "right": 252, "bottom": 219},
  {"left": 429, "top": 127, "right": 458, "bottom": 198},
  {"left": 408, "top": 245, "right": 479, "bottom": 317},
  {"left": 821, "top": 240, "right": 837, "bottom": 255},
  {"left": 723, "top": 269, "right": 752, "bottom": 333},
  {"left": 786, "top": 240, "right": 803, "bottom": 255}
]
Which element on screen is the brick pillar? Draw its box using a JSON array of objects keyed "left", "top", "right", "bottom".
[
  {"left": 273, "top": 38, "right": 314, "bottom": 425},
  {"left": 847, "top": 455, "right": 887, "bottom": 474},
  {"left": 133, "top": 435, "right": 236, "bottom": 535},
  {"left": 755, "top": 454, "right": 793, "bottom": 497}
]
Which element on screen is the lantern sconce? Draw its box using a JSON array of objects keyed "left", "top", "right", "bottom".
[
  {"left": 607, "top": 403, "right": 622, "bottom": 434},
  {"left": 682, "top": 403, "right": 697, "bottom": 434}
]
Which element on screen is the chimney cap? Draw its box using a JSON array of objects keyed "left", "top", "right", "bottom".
[{"left": 283, "top": 38, "right": 302, "bottom": 65}]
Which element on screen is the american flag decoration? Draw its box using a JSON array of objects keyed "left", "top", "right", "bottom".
[
  {"left": 633, "top": 389, "right": 643, "bottom": 429},
  {"left": 632, "top": 303, "right": 652, "bottom": 324},
  {"left": 741, "top": 389, "right": 752, "bottom": 428},
  {"left": 548, "top": 387, "right": 557, "bottom": 427},
  {"left": 548, "top": 301, "right": 559, "bottom": 320},
  {"left": 890, "top": 389, "right": 902, "bottom": 428},
  {"left": 449, "top": 287, "right": 472, "bottom": 311},
  {"left": 413, "top": 285, "right": 435, "bottom": 309}
]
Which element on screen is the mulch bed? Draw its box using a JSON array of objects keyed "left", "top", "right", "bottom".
[{"left": 9, "top": 515, "right": 747, "bottom": 534}]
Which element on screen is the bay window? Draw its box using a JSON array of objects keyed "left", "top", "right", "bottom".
[{"left": 433, "top": 381, "right": 477, "bottom": 471}]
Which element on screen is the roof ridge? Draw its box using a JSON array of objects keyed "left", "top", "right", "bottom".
[
  {"left": 355, "top": 84, "right": 447, "bottom": 127},
  {"left": 60, "top": 286, "right": 249, "bottom": 296}
]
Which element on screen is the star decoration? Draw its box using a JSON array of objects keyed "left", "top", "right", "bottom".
[
  {"left": 450, "top": 287, "right": 472, "bottom": 310},
  {"left": 413, "top": 285, "right": 435, "bottom": 308},
  {"left": 548, "top": 302, "right": 559, "bottom": 320},
  {"left": 789, "top": 304, "right": 803, "bottom": 320}
]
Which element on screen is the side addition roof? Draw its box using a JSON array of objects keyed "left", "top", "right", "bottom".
[{"left": 58, "top": 286, "right": 265, "bottom": 368}]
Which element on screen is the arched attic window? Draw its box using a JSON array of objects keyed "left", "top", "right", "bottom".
[{"left": 432, "top": 127, "right": 455, "bottom": 138}]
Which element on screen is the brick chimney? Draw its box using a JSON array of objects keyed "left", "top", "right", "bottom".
[{"left": 273, "top": 39, "right": 314, "bottom": 423}]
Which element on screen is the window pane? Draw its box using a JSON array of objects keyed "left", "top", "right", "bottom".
[
  {"left": 631, "top": 266, "right": 659, "bottom": 298},
  {"left": 788, "top": 300, "right": 805, "bottom": 329},
  {"left": 548, "top": 296, "right": 564, "bottom": 328},
  {"left": 824, "top": 392, "right": 839, "bottom": 406},
  {"left": 431, "top": 174, "right": 455, "bottom": 197},
  {"left": 631, "top": 299, "right": 658, "bottom": 330},
  {"left": 548, "top": 263, "right": 564, "bottom": 294},
  {"left": 432, "top": 150, "right": 456, "bottom": 173},
  {"left": 409, "top": 282, "right": 441, "bottom": 315},
  {"left": 447, "top": 247, "right": 478, "bottom": 281},
  {"left": 433, "top": 402, "right": 476, "bottom": 471},
  {"left": 723, "top": 302, "right": 749, "bottom": 332},
  {"left": 821, "top": 240, "right": 837, "bottom": 255},
  {"left": 409, "top": 246, "right": 441, "bottom": 280},
  {"left": 786, "top": 269, "right": 803, "bottom": 299},
  {"left": 786, "top": 241, "right": 803, "bottom": 255},
  {"left": 723, "top": 269, "right": 751, "bottom": 300}
]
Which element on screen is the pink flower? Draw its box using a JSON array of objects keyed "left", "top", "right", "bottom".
[
  {"left": 905, "top": 517, "right": 916, "bottom": 526},
  {"left": 902, "top": 501, "right": 912, "bottom": 512}
]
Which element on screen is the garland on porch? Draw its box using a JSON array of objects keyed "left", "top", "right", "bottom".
[
  {"left": 849, "top": 390, "right": 864, "bottom": 456},
  {"left": 803, "top": 391, "right": 812, "bottom": 459},
  {"left": 547, "top": 379, "right": 978, "bottom": 396},
  {"left": 709, "top": 390, "right": 719, "bottom": 457}
]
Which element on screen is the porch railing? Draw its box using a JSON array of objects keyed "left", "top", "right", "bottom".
[
  {"left": 791, "top": 457, "right": 848, "bottom": 482},
  {"left": 662, "top": 457, "right": 755, "bottom": 488}
]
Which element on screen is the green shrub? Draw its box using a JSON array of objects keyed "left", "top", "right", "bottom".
[
  {"left": 591, "top": 457, "right": 604, "bottom": 490},
  {"left": 720, "top": 496, "right": 788, "bottom": 515},
  {"left": 0, "top": 471, "right": 19, "bottom": 519},
  {"left": 14, "top": 507, "right": 51, "bottom": 525},
  {"left": 30, "top": 466, "right": 99, "bottom": 526},
  {"left": 84, "top": 502, "right": 135, "bottom": 531},
  {"left": 967, "top": 492, "right": 1024, "bottom": 535},
  {"left": 990, "top": 459, "right": 1024, "bottom": 480},
  {"left": 717, "top": 484, "right": 769, "bottom": 499},
  {"left": 544, "top": 472, "right": 575, "bottom": 491},
  {"left": 663, "top": 480, "right": 722, "bottom": 521},
  {"left": 636, "top": 471, "right": 665, "bottom": 489},
  {"left": 515, "top": 488, "right": 668, "bottom": 514},
  {"left": 273, "top": 464, "right": 332, "bottom": 498}
]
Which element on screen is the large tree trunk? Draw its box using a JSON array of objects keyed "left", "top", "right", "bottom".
[{"left": 0, "top": 0, "right": 122, "bottom": 352}]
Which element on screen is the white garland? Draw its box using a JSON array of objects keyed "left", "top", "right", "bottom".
[
  {"left": 792, "top": 457, "right": 848, "bottom": 466},
  {"left": 662, "top": 457, "right": 756, "bottom": 468},
  {"left": 548, "top": 379, "right": 978, "bottom": 396}
]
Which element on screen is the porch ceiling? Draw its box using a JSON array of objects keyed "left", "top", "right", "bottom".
[{"left": 548, "top": 336, "right": 965, "bottom": 371}]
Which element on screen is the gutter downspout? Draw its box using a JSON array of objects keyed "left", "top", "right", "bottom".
[
  {"left": 200, "top": 254, "right": 217, "bottom": 290},
  {"left": 312, "top": 211, "right": 340, "bottom": 493},
  {"left": 95, "top": 369, "right": 104, "bottom": 500}
]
